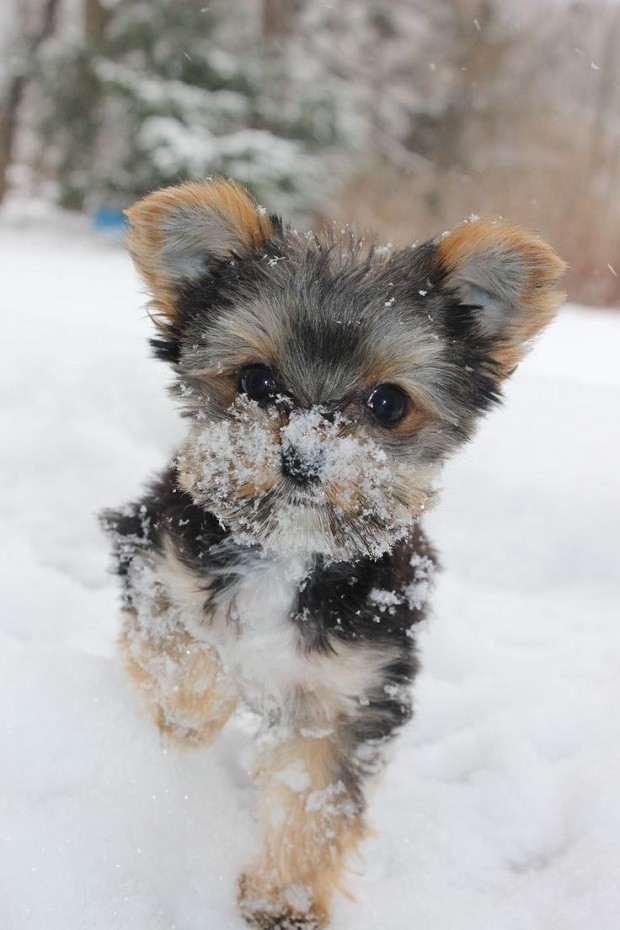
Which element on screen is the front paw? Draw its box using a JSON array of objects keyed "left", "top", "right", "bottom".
[
  {"left": 154, "top": 706, "right": 223, "bottom": 747},
  {"left": 238, "top": 871, "right": 327, "bottom": 929}
]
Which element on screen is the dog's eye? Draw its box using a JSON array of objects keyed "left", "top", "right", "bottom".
[
  {"left": 367, "top": 383, "right": 409, "bottom": 426},
  {"left": 237, "top": 364, "right": 277, "bottom": 401}
]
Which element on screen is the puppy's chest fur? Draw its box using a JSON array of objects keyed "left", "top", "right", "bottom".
[
  {"left": 105, "top": 467, "right": 435, "bottom": 718},
  {"left": 158, "top": 544, "right": 319, "bottom": 705},
  {"left": 139, "top": 541, "right": 418, "bottom": 720}
]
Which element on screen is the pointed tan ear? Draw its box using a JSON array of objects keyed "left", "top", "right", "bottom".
[
  {"left": 436, "top": 218, "right": 567, "bottom": 378},
  {"left": 125, "top": 178, "right": 274, "bottom": 327}
]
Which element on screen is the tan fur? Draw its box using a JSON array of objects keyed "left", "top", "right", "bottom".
[
  {"left": 325, "top": 478, "right": 430, "bottom": 524},
  {"left": 239, "top": 731, "right": 366, "bottom": 928},
  {"left": 177, "top": 432, "right": 277, "bottom": 504},
  {"left": 224, "top": 321, "right": 280, "bottom": 363},
  {"left": 187, "top": 370, "right": 240, "bottom": 410},
  {"left": 120, "top": 612, "right": 237, "bottom": 746},
  {"left": 320, "top": 419, "right": 432, "bottom": 518},
  {"left": 390, "top": 398, "right": 431, "bottom": 437},
  {"left": 183, "top": 361, "right": 273, "bottom": 410},
  {"left": 436, "top": 217, "right": 567, "bottom": 378},
  {"left": 361, "top": 341, "right": 465, "bottom": 428},
  {"left": 125, "top": 178, "right": 273, "bottom": 327}
]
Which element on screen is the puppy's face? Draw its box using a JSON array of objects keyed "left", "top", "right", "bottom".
[{"left": 127, "top": 179, "right": 565, "bottom": 560}]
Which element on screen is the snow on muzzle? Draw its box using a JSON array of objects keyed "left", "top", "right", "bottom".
[{"left": 176, "top": 399, "right": 430, "bottom": 557}]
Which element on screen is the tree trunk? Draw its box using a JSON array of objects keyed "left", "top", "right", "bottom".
[
  {"left": 262, "top": 0, "right": 292, "bottom": 40},
  {"left": 0, "top": 0, "right": 61, "bottom": 203},
  {"left": 84, "top": 0, "right": 110, "bottom": 42}
]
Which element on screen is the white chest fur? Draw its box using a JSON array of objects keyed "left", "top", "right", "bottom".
[
  {"left": 154, "top": 540, "right": 397, "bottom": 717},
  {"left": 214, "top": 554, "right": 310, "bottom": 702},
  {"left": 157, "top": 544, "right": 309, "bottom": 701}
]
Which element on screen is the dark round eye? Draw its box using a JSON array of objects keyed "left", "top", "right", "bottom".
[
  {"left": 237, "top": 364, "right": 277, "bottom": 401},
  {"left": 367, "top": 383, "right": 409, "bottom": 426}
]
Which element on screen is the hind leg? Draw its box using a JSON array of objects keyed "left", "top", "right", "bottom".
[{"left": 121, "top": 608, "right": 237, "bottom": 747}]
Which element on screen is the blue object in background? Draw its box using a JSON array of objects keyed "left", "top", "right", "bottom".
[{"left": 92, "top": 207, "right": 127, "bottom": 241}]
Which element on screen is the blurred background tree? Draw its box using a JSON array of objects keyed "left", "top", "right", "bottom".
[
  {"left": 27, "top": 0, "right": 344, "bottom": 218},
  {"left": 0, "top": 0, "right": 60, "bottom": 202},
  {"left": 1, "top": 0, "right": 619, "bottom": 304}
]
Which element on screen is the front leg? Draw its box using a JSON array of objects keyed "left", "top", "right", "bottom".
[
  {"left": 239, "top": 647, "right": 413, "bottom": 928},
  {"left": 121, "top": 606, "right": 237, "bottom": 747},
  {"left": 102, "top": 474, "right": 242, "bottom": 748}
]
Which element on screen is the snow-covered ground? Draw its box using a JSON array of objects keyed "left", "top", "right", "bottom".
[{"left": 1, "top": 216, "right": 619, "bottom": 930}]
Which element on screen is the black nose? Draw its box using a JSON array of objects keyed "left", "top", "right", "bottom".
[{"left": 281, "top": 446, "right": 323, "bottom": 484}]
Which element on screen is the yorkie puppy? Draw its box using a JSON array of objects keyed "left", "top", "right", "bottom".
[{"left": 103, "top": 178, "right": 565, "bottom": 929}]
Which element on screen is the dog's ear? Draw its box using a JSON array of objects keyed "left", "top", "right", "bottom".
[
  {"left": 434, "top": 218, "right": 566, "bottom": 379},
  {"left": 125, "top": 178, "right": 274, "bottom": 327}
]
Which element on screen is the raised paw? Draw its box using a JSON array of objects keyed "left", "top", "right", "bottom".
[
  {"left": 154, "top": 706, "right": 227, "bottom": 748},
  {"left": 238, "top": 872, "right": 328, "bottom": 929},
  {"left": 121, "top": 626, "right": 237, "bottom": 748}
]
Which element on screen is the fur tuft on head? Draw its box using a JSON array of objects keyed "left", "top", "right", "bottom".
[
  {"left": 125, "top": 177, "right": 274, "bottom": 329},
  {"left": 434, "top": 217, "right": 567, "bottom": 378}
]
